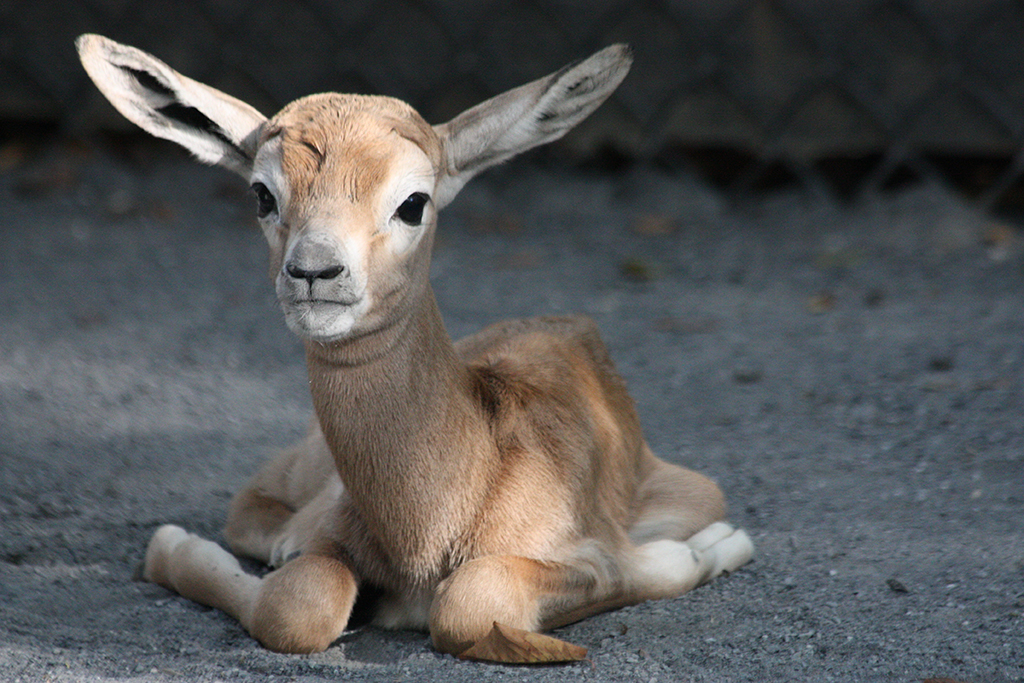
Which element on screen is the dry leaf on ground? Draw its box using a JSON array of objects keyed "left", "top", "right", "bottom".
[
  {"left": 457, "top": 622, "right": 587, "bottom": 664},
  {"left": 620, "top": 257, "right": 660, "bottom": 282},
  {"left": 631, "top": 213, "right": 677, "bottom": 236},
  {"left": 807, "top": 292, "right": 836, "bottom": 314},
  {"left": 0, "top": 140, "right": 30, "bottom": 173}
]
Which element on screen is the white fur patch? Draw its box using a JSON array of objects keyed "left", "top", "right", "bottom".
[
  {"left": 632, "top": 539, "right": 702, "bottom": 597},
  {"left": 250, "top": 136, "right": 291, "bottom": 248}
]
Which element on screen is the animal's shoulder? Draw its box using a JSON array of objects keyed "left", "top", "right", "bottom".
[{"left": 456, "top": 315, "right": 630, "bottom": 421}]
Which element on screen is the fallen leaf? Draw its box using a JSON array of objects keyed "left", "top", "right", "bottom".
[
  {"left": 863, "top": 288, "right": 885, "bottom": 308},
  {"left": 0, "top": 140, "right": 30, "bottom": 173},
  {"left": 631, "top": 213, "right": 677, "bottom": 236},
  {"left": 981, "top": 221, "right": 1014, "bottom": 248},
  {"left": 15, "top": 158, "right": 79, "bottom": 198},
  {"left": 807, "top": 292, "right": 836, "bottom": 314},
  {"left": 457, "top": 622, "right": 587, "bottom": 664},
  {"left": 620, "top": 257, "right": 660, "bottom": 282},
  {"left": 886, "top": 578, "right": 910, "bottom": 593},
  {"left": 982, "top": 220, "right": 1017, "bottom": 262},
  {"left": 73, "top": 310, "right": 109, "bottom": 330},
  {"left": 732, "top": 367, "right": 763, "bottom": 385},
  {"left": 146, "top": 198, "right": 176, "bottom": 222}
]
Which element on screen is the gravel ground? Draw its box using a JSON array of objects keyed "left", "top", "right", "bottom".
[{"left": 1, "top": 139, "right": 1022, "bottom": 682}]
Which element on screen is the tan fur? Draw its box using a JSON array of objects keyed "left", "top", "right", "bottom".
[{"left": 77, "top": 34, "right": 754, "bottom": 658}]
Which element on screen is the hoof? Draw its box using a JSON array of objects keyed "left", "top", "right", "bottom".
[{"left": 143, "top": 524, "right": 189, "bottom": 587}]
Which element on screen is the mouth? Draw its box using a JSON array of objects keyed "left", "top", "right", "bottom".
[
  {"left": 291, "top": 297, "right": 360, "bottom": 308},
  {"left": 280, "top": 296, "right": 367, "bottom": 342},
  {"left": 284, "top": 289, "right": 365, "bottom": 313}
]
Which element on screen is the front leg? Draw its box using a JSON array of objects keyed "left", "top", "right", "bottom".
[
  {"left": 429, "top": 555, "right": 553, "bottom": 655},
  {"left": 145, "top": 525, "right": 357, "bottom": 653},
  {"left": 268, "top": 474, "right": 345, "bottom": 567},
  {"left": 428, "top": 552, "right": 627, "bottom": 656}
]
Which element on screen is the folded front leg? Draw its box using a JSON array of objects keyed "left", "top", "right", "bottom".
[{"left": 144, "top": 524, "right": 357, "bottom": 653}]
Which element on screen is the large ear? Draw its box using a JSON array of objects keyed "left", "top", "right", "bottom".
[
  {"left": 433, "top": 44, "right": 632, "bottom": 208},
  {"left": 76, "top": 34, "right": 266, "bottom": 177}
]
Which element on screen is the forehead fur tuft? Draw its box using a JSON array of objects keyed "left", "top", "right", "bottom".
[{"left": 263, "top": 94, "right": 444, "bottom": 204}]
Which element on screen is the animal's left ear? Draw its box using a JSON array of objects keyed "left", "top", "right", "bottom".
[{"left": 432, "top": 44, "right": 632, "bottom": 209}]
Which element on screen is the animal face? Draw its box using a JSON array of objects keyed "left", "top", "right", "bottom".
[{"left": 249, "top": 95, "right": 443, "bottom": 342}]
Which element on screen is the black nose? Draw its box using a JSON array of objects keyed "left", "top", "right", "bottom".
[{"left": 285, "top": 262, "right": 345, "bottom": 285}]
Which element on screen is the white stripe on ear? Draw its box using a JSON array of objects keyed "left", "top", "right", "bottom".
[
  {"left": 433, "top": 45, "right": 632, "bottom": 208},
  {"left": 77, "top": 34, "right": 267, "bottom": 177}
]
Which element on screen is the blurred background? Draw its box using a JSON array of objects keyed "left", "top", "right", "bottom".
[{"left": 2, "top": 0, "right": 1024, "bottom": 212}]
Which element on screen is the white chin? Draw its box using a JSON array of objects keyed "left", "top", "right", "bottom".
[{"left": 282, "top": 301, "right": 363, "bottom": 343}]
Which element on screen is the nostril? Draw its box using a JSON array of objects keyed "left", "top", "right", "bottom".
[{"left": 285, "top": 262, "right": 346, "bottom": 283}]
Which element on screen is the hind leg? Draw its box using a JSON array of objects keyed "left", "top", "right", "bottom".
[
  {"left": 429, "top": 534, "right": 751, "bottom": 658},
  {"left": 629, "top": 452, "right": 728, "bottom": 545},
  {"left": 430, "top": 552, "right": 635, "bottom": 656},
  {"left": 629, "top": 453, "right": 753, "bottom": 582},
  {"left": 224, "top": 420, "right": 338, "bottom": 565}
]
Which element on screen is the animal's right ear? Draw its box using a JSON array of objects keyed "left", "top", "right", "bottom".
[{"left": 76, "top": 34, "right": 266, "bottom": 177}]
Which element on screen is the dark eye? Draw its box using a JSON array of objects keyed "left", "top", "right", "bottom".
[
  {"left": 251, "top": 182, "right": 277, "bottom": 218},
  {"left": 395, "top": 192, "right": 429, "bottom": 226}
]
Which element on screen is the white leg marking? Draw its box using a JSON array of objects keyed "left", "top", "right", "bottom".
[
  {"left": 706, "top": 527, "right": 754, "bottom": 576},
  {"left": 684, "top": 521, "right": 736, "bottom": 552},
  {"left": 629, "top": 523, "right": 755, "bottom": 600},
  {"left": 686, "top": 522, "right": 755, "bottom": 580},
  {"left": 632, "top": 539, "right": 705, "bottom": 598},
  {"left": 143, "top": 524, "right": 190, "bottom": 587},
  {"left": 143, "top": 524, "right": 260, "bottom": 626}
]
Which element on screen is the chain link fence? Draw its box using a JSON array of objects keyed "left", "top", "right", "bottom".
[{"left": 2, "top": 0, "right": 1024, "bottom": 207}]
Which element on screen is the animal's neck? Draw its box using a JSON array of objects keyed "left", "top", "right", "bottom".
[{"left": 303, "top": 289, "right": 492, "bottom": 575}]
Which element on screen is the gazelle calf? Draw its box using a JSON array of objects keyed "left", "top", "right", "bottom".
[{"left": 77, "top": 34, "right": 753, "bottom": 658}]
